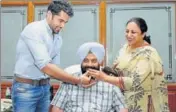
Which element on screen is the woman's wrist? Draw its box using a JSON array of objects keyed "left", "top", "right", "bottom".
[
  {"left": 102, "top": 74, "right": 108, "bottom": 82},
  {"left": 103, "top": 75, "right": 120, "bottom": 87}
]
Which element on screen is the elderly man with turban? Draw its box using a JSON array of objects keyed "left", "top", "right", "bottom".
[{"left": 50, "top": 42, "right": 128, "bottom": 112}]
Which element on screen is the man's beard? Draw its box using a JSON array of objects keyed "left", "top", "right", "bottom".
[
  {"left": 53, "top": 30, "right": 60, "bottom": 34},
  {"left": 81, "top": 65, "right": 100, "bottom": 74}
]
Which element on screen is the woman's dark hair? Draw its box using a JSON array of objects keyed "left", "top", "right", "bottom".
[
  {"left": 126, "top": 17, "right": 151, "bottom": 44},
  {"left": 47, "top": 0, "right": 74, "bottom": 17}
]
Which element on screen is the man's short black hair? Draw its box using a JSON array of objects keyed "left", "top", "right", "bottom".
[{"left": 47, "top": 0, "right": 74, "bottom": 17}]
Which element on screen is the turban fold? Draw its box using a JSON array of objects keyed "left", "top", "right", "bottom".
[{"left": 77, "top": 42, "right": 105, "bottom": 63}]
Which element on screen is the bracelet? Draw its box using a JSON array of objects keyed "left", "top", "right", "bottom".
[
  {"left": 119, "top": 77, "right": 124, "bottom": 90},
  {"left": 117, "top": 77, "right": 123, "bottom": 89}
]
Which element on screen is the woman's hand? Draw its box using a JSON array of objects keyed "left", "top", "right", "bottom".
[
  {"left": 88, "top": 69, "right": 124, "bottom": 88},
  {"left": 88, "top": 69, "right": 107, "bottom": 81}
]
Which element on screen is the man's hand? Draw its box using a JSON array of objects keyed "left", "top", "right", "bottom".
[
  {"left": 79, "top": 71, "right": 91, "bottom": 85},
  {"left": 82, "top": 79, "right": 97, "bottom": 88},
  {"left": 50, "top": 105, "right": 63, "bottom": 112},
  {"left": 79, "top": 71, "right": 97, "bottom": 88},
  {"left": 88, "top": 69, "right": 107, "bottom": 81}
]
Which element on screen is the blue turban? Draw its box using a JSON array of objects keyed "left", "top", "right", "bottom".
[{"left": 77, "top": 42, "right": 105, "bottom": 63}]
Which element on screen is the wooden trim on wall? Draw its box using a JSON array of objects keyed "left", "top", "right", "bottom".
[
  {"left": 27, "top": 1, "right": 34, "bottom": 23},
  {"left": 33, "top": 1, "right": 100, "bottom": 5},
  {"left": 99, "top": 1, "right": 107, "bottom": 65},
  {"left": 70, "top": 1, "right": 100, "bottom": 5},
  {"left": 1, "top": 0, "right": 176, "bottom": 6},
  {"left": 0, "top": 1, "right": 28, "bottom": 6},
  {"left": 32, "top": 0, "right": 176, "bottom": 5},
  {"left": 33, "top": 1, "right": 51, "bottom": 5},
  {"left": 107, "top": 0, "right": 176, "bottom": 4},
  {"left": 99, "top": 1, "right": 106, "bottom": 47}
]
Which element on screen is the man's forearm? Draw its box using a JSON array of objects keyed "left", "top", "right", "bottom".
[
  {"left": 50, "top": 105, "right": 64, "bottom": 112},
  {"left": 120, "top": 108, "right": 128, "bottom": 112},
  {"left": 41, "top": 63, "right": 80, "bottom": 84}
]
